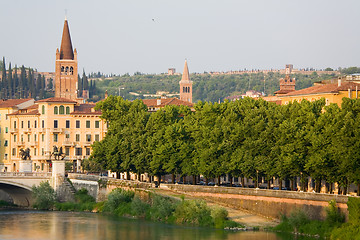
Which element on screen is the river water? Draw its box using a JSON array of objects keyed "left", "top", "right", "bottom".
[{"left": 0, "top": 211, "right": 318, "bottom": 240}]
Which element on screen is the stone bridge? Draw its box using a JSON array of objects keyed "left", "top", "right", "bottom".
[{"left": 0, "top": 172, "right": 51, "bottom": 207}]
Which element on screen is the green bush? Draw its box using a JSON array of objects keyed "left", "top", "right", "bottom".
[
  {"left": 0, "top": 200, "right": 15, "bottom": 207},
  {"left": 75, "top": 189, "right": 95, "bottom": 204},
  {"left": 103, "top": 188, "right": 135, "bottom": 213},
  {"left": 149, "top": 195, "right": 178, "bottom": 222},
  {"left": 211, "top": 207, "right": 228, "bottom": 229},
  {"left": 326, "top": 200, "right": 345, "bottom": 225},
  {"left": 32, "top": 181, "right": 56, "bottom": 210},
  {"left": 288, "top": 209, "right": 310, "bottom": 232},
  {"left": 174, "top": 199, "right": 213, "bottom": 227},
  {"left": 131, "top": 196, "right": 150, "bottom": 218}
]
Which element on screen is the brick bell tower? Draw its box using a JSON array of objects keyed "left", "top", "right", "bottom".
[
  {"left": 55, "top": 18, "right": 78, "bottom": 100},
  {"left": 179, "top": 60, "right": 193, "bottom": 103}
]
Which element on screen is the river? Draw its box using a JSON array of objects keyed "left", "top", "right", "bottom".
[{"left": 0, "top": 210, "right": 319, "bottom": 240}]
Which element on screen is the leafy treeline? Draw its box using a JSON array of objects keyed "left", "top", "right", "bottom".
[
  {"left": 89, "top": 96, "right": 360, "bottom": 195},
  {"left": 0, "top": 57, "right": 50, "bottom": 99},
  {"left": 94, "top": 72, "right": 336, "bottom": 103}
]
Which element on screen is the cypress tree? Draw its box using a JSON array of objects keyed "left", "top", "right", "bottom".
[
  {"left": 77, "top": 74, "right": 82, "bottom": 97},
  {"left": 2, "top": 57, "right": 7, "bottom": 99},
  {"left": 36, "top": 74, "right": 42, "bottom": 98},
  {"left": 13, "top": 65, "right": 19, "bottom": 98},
  {"left": 82, "top": 70, "right": 88, "bottom": 90},
  {"left": 8, "top": 63, "right": 13, "bottom": 98},
  {"left": 20, "top": 65, "right": 26, "bottom": 98}
]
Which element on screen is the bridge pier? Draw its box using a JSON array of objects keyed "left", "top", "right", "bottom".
[{"left": 51, "top": 160, "right": 65, "bottom": 191}]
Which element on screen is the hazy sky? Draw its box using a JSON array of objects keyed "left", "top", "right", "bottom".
[{"left": 1, "top": 0, "right": 360, "bottom": 74}]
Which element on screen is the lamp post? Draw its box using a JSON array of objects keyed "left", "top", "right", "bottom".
[
  {"left": 256, "top": 170, "right": 259, "bottom": 189},
  {"left": 119, "top": 87, "right": 125, "bottom": 97},
  {"left": 300, "top": 172, "right": 303, "bottom": 192}
]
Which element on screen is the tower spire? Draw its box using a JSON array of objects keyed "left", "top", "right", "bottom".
[
  {"left": 59, "top": 19, "right": 74, "bottom": 60},
  {"left": 181, "top": 59, "right": 190, "bottom": 82}
]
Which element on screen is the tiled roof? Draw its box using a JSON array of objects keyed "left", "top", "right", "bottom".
[
  {"left": 142, "top": 98, "right": 194, "bottom": 108},
  {"left": 0, "top": 99, "right": 33, "bottom": 108},
  {"left": 35, "top": 97, "right": 77, "bottom": 103},
  {"left": 281, "top": 82, "right": 360, "bottom": 97},
  {"left": 71, "top": 104, "right": 101, "bottom": 115},
  {"left": 274, "top": 89, "right": 295, "bottom": 95}
]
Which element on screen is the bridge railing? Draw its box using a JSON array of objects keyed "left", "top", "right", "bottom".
[{"left": 0, "top": 172, "right": 52, "bottom": 178}]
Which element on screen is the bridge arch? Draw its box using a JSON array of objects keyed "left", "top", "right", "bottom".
[{"left": 0, "top": 181, "right": 34, "bottom": 207}]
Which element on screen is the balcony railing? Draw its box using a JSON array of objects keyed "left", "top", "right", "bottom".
[
  {"left": 29, "top": 141, "right": 38, "bottom": 146},
  {"left": 10, "top": 129, "right": 18, "bottom": 134},
  {"left": 83, "top": 141, "right": 93, "bottom": 146},
  {"left": 63, "top": 141, "right": 75, "bottom": 146},
  {"left": 50, "top": 128, "right": 64, "bottom": 133},
  {"left": 23, "top": 128, "right": 31, "bottom": 133},
  {"left": 15, "top": 141, "right": 25, "bottom": 147}
]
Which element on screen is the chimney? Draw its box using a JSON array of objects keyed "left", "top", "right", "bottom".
[
  {"left": 157, "top": 98, "right": 161, "bottom": 106},
  {"left": 338, "top": 77, "right": 341, "bottom": 87}
]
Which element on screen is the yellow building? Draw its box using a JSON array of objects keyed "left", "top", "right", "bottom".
[
  {"left": 278, "top": 80, "right": 360, "bottom": 106},
  {"left": 0, "top": 99, "right": 34, "bottom": 171}
]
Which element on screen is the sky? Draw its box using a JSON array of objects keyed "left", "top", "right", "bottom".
[{"left": 1, "top": 0, "right": 360, "bottom": 75}]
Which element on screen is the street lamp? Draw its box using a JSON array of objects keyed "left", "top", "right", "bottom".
[
  {"left": 119, "top": 87, "right": 125, "bottom": 97},
  {"left": 256, "top": 170, "right": 259, "bottom": 189}
]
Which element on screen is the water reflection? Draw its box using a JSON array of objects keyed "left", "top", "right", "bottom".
[{"left": 0, "top": 211, "right": 318, "bottom": 240}]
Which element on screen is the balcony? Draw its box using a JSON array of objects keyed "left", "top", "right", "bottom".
[
  {"left": 63, "top": 141, "right": 75, "bottom": 147},
  {"left": 16, "top": 141, "right": 25, "bottom": 147},
  {"left": 50, "top": 128, "right": 64, "bottom": 133},
  {"left": 83, "top": 141, "right": 93, "bottom": 147},
  {"left": 38, "top": 128, "right": 46, "bottom": 133},
  {"left": 29, "top": 141, "right": 38, "bottom": 147},
  {"left": 23, "top": 128, "right": 32, "bottom": 133},
  {"left": 10, "top": 129, "right": 18, "bottom": 134}
]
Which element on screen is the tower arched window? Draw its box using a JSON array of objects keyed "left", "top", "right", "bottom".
[
  {"left": 70, "top": 67, "right": 74, "bottom": 75},
  {"left": 42, "top": 105, "right": 45, "bottom": 114},
  {"left": 59, "top": 105, "right": 65, "bottom": 115},
  {"left": 66, "top": 106, "right": 70, "bottom": 114},
  {"left": 61, "top": 66, "right": 64, "bottom": 72},
  {"left": 65, "top": 66, "right": 69, "bottom": 74},
  {"left": 54, "top": 106, "right": 58, "bottom": 115}
]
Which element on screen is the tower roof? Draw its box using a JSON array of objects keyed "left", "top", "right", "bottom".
[
  {"left": 181, "top": 60, "right": 190, "bottom": 82},
  {"left": 59, "top": 19, "right": 74, "bottom": 60}
]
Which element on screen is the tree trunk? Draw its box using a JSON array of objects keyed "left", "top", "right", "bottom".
[
  {"left": 337, "top": 182, "right": 342, "bottom": 195},
  {"left": 126, "top": 171, "right": 130, "bottom": 180},
  {"left": 217, "top": 176, "right": 221, "bottom": 186},
  {"left": 316, "top": 178, "right": 321, "bottom": 193},
  {"left": 192, "top": 175, "right": 196, "bottom": 185},
  {"left": 279, "top": 178, "right": 283, "bottom": 190},
  {"left": 330, "top": 182, "right": 333, "bottom": 194},
  {"left": 229, "top": 174, "right": 233, "bottom": 187},
  {"left": 172, "top": 174, "right": 175, "bottom": 184},
  {"left": 267, "top": 179, "right": 271, "bottom": 189},
  {"left": 183, "top": 176, "right": 186, "bottom": 184},
  {"left": 358, "top": 184, "right": 360, "bottom": 196},
  {"left": 116, "top": 171, "right": 120, "bottom": 179},
  {"left": 241, "top": 177, "right": 245, "bottom": 188},
  {"left": 290, "top": 179, "right": 294, "bottom": 191},
  {"left": 158, "top": 174, "right": 162, "bottom": 187},
  {"left": 205, "top": 178, "right": 209, "bottom": 185}
]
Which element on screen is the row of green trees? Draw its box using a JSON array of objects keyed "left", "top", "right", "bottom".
[
  {"left": 77, "top": 70, "right": 98, "bottom": 100},
  {"left": 88, "top": 96, "right": 360, "bottom": 195},
  {"left": 0, "top": 57, "right": 50, "bottom": 99}
]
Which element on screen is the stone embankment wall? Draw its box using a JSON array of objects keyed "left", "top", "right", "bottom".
[
  {"left": 67, "top": 174, "right": 351, "bottom": 220},
  {"left": 161, "top": 184, "right": 350, "bottom": 220}
]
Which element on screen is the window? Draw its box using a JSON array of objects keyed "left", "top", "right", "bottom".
[
  {"left": 13, "top": 135, "right": 17, "bottom": 142},
  {"left": 34, "top": 120, "right": 37, "bottom": 128},
  {"left": 86, "top": 120, "right": 90, "bottom": 128},
  {"left": 28, "top": 134, "right": 30, "bottom": 142},
  {"left": 34, "top": 134, "right": 37, "bottom": 142},
  {"left": 5, "top": 127, "right": 8, "bottom": 133},
  {"left": 76, "top": 120, "right": 80, "bottom": 128},
  {"left": 28, "top": 121, "right": 30, "bottom": 128},
  {"left": 12, "top": 148, "right": 16, "bottom": 156},
  {"left": 21, "top": 121, "right": 24, "bottom": 128},
  {"left": 34, "top": 148, "right": 37, "bottom": 156},
  {"left": 66, "top": 106, "right": 70, "bottom": 114},
  {"left": 42, "top": 148, "right": 44, "bottom": 156},
  {"left": 59, "top": 105, "right": 65, "bottom": 114},
  {"left": 42, "top": 120, "right": 45, "bottom": 128},
  {"left": 41, "top": 163, "right": 44, "bottom": 171},
  {"left": 66, "top": 120, "right": 70, "bottom": 128},
  {"left": 54, "top": 106, "right": 58, "bottom": 115},
  {"left": 65, "top": 147, "right": 70, "bottom": 156},
  {"left": 54, "top": 134, "right": 58, "bottom": 142},
  {"left": 86, "top": 134, "right": 91, "bottom": 142},
  {"left": 14, "top": 121, "right": 17, "bottom": 129},
  {"left": 42, "top": 134, "right": 44, "bottom": 142},
  {"left": 75, "top": 148, "right": 82, "bottom": 156},
  {"left": 95, "top": 121, "right": 100, "bottom": 128},
  {"left": 4, "top": 140, "right": 8, "bottom": 147},
  {"left": 86, "top": 148, "right": 91, "bottom": 156},
  {"left": 4, "top": 154, "right": 8, "bottom": 160},
  {"left": 21, "top": 135, "right": 23, "bottom": 142},
  {"left": 75, "top": 134, "right": 80, "bottom": 142},
  {"left": 95, "top": 134, "right": 100, "bottom": 142},
  {"left": 54, "top": 120, "right": 58, "bottom": 128},
  {"left": 65, "top": 133, "right": 70, "bottom": 139},
  {"left": 42, "top": 105, "right": 45, "bottom": 114}
]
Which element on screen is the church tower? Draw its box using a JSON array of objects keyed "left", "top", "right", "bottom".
[
  {"left": 179, "top": 60, "right": 193, "bottom": 103},
  {"left": 55, "top": 18, "right": 78, "bottom": 100}
]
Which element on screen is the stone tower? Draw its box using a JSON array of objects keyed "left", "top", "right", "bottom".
[
  {"left": 55, "top": 18, "right": 78, "bottom": 100},
  {"left": 179, "top": 60, "right": 193, "bottom": 103}
]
